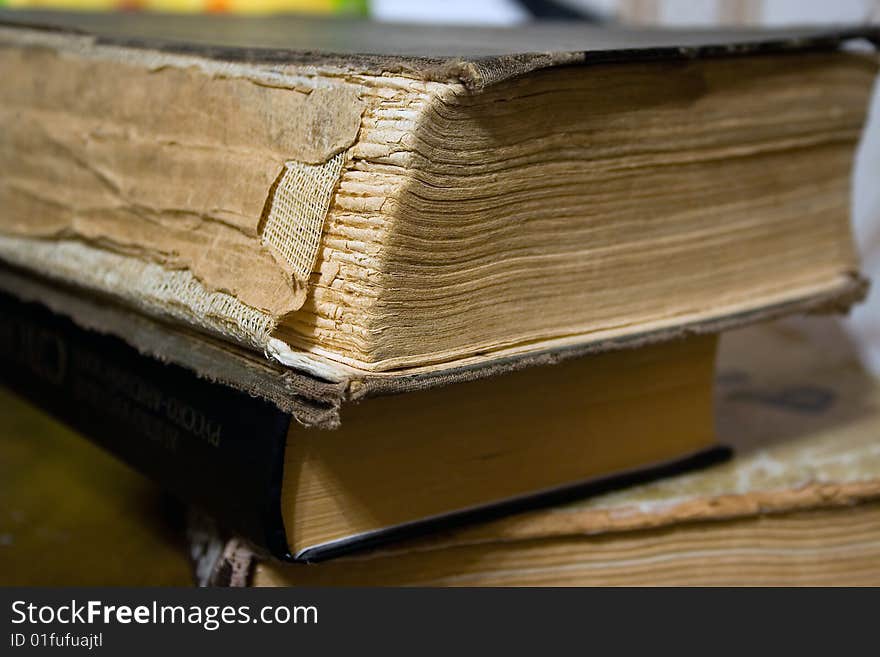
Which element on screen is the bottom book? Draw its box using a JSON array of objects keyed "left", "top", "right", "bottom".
[
  {"left": 4, "top": 316, "right": 879, "bottom": 586},
  {"left": 195, "top": 317, "right": 880, "bottom": 586}
]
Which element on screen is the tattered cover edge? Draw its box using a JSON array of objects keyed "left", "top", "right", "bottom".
[
  {"left": 0, "top": 11, "right": 877, "bottom": 90},
  {"left": 188, "top": 508, "right": 266, "bottom": 587},
  {"left": 0, "top": 264, "right": 346, "bottom": 428},
  {"left": 0, "top": 264, "right": 868, "bottom": 427}
]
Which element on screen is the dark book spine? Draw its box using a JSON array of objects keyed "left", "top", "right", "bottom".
[{"left": 0, "top": 290, "right": 293, "bottom": 560}]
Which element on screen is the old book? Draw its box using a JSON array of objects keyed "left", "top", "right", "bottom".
[
  {"left": 0, "top": 279, "right": 724, "bottom": 562},
  {"left": 0, "top": 12, "right": 876, "bottom": 389},
  {"left": 0, "top": 386, "right": 190, "bottom": 586},
  {"left": 207, "top": 318, "right": 880, "bottom": 586}
]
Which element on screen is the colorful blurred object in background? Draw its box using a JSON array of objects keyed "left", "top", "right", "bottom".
[{"left": 0, "top": 0, "right": 367, "bottom": 14}]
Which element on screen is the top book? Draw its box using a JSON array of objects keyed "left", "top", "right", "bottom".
[{"left": 0, "top": 12, "right": 877, "bottom": 383}]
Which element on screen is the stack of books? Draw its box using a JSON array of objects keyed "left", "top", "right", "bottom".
[{"left": 1, "top": 11, "right": 879, "bottom": 586}]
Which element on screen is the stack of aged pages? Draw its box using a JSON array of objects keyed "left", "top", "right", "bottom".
[
  {"left": 0, "top": 10, "right": 878, "bottom": 584},
  {"left": 206, "top": 319, "right": 880, "bottom": 586}
]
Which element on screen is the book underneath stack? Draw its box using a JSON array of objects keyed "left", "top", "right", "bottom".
[{"left": 0, "top": 11, "right": 878, "bottom": 585}]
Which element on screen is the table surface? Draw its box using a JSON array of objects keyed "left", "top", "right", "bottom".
[{"left": 0, "top": 386, "right": 192, "bottom": 586}]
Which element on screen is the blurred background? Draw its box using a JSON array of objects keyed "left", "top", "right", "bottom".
[
  {"left": 1, "top": 0, "right": 878, "bottom": 371},
  {"left": 1, "top": 0, "right": 878, "bottom": 25}
]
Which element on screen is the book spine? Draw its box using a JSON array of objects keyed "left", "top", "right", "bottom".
[{"left": 0, "top": 290, "right": 293, "bottom": 560}]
